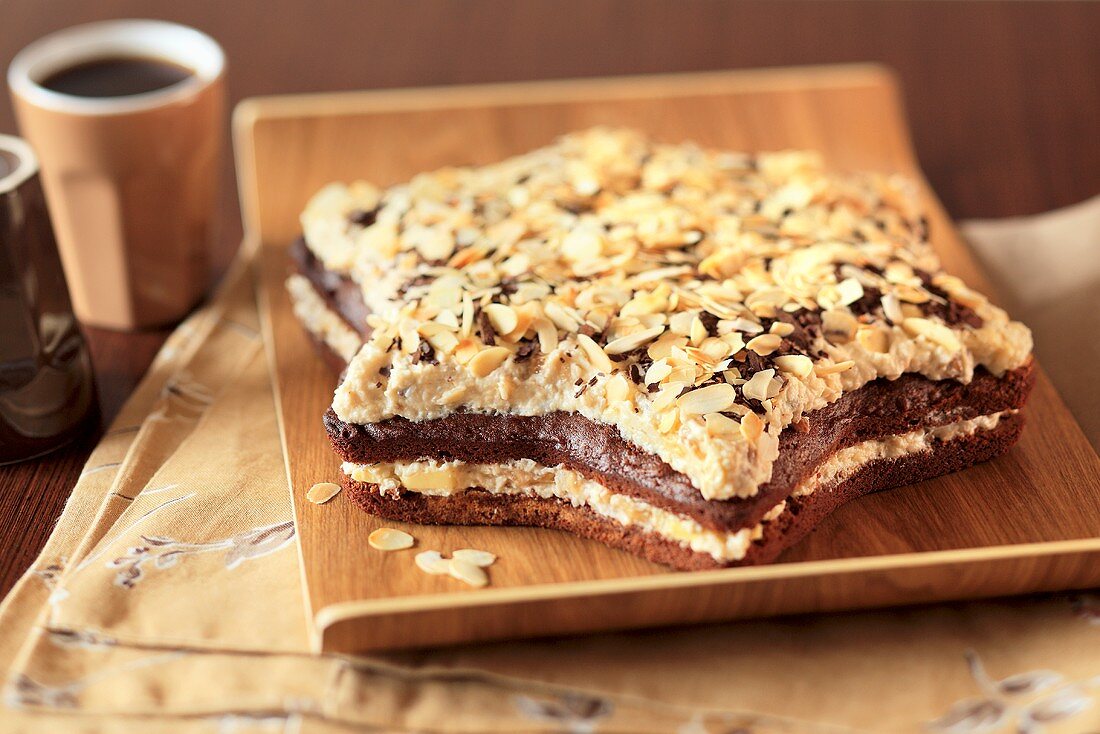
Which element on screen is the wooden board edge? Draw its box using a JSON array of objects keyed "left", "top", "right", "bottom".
[
  {"left": 251, "top": 244, "right": 323, "bottom": 650},
  {"left": 317, "top": 541, "right": 1100, "bottom": 652},
  {"left": 314, "top": 537, "right": 1100, "bottom": 623}
]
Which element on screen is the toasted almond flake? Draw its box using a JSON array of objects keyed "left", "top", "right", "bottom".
[
  {"left": 544, "top": 301, "right": 580, "bottom": 332},
  {"left": 821, "top": 309, "right": 857, "bottom": 344},
  {"left": 881, "top": 292, "right": 904, "bottom": 324},
  {"left": 452, "top": 548, "right": 496, "bottom": 567},
  {"left": 576, "top": 333, "right": 615, "bottom": 373},
  {"left": 705, "top": 412, "right": 739, "bottom": 436},
  {"left": 902, "top": 317, "right": 962, "bottom": 353},
  {"left": 307, "top": 482, "right": 341, "bottom": 504},
  {"left": 815, "top": 359, "right": 856, "bottom": 376},
  {"left": 468, "top": 346, "right": 512, "bottom": 377},
  {"left": 604, "top": 325, "right": 665, "bottom": 355},
  {"left": 644, "top": 359, "right": 672, "bottom": 384},
  {"left": 484, "top": 303, "right": 519, "bottom": 336},
  {"left": 741, "top": 368, "right": 775, "bottom": 402},
  {"left": 449, "top": 558, "right": 489, "bottom": 587},
  {"left": 402, "top": 467, "right": 457, "bottom": 491},
  {"left": 773, "top": 354, "right": 814, "bottom": 378},
  {"left": 605, "top": 373, "right": 632, "bottom": 403},
  {"left": 658, "top": 409, "right": 679, "bottom": 433},
  {"left": 677, "top": 383, "right": 737, "bottom": 415},
  {"left": 690, "top": 316, "right": 708, "bottom": 344},
  {"left": 415, "top": 550, "right": 451, "bottom": 575},
  {"left": 369, "top": 528, "right": 415, "bottom": 551},
  {"left": 740, "top": 411, "right": 764, "bottom": 441},
  {"left": 746, "top": 333, "right": 782, "bottom": 356},
  {"left": 856, "top": 326, "right": 890, "bottom": 353},
  {"left": 652, "top": 381, "right": 687, "bottom": 411},
  {"left": 769, "top": 321, "right": 795, "bottom": 337},
  {"left": 534, "top": 317, "right": 559, "bottom": 353},
  {"left": 835, "top": 277, "right": 865, "bottom": 306}
]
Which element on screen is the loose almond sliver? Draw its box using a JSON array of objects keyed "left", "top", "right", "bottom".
[
  {"left": 415, "top": 550, "right": 451, "bottom": 575},
  {"left": 815, "top": 359, "right": 856, "bottom": 376},
  {"left": 307, "top": 482, "right": 341, "bottom": 504},
  {"left": 368, "top": 528, "right": 415, "bottom": 551},
  {"left": 449, "top": 558, "right": 489, "bottom": 587},
  {"left": 452, "top": 548, "right": 496, "bottom": 567}
]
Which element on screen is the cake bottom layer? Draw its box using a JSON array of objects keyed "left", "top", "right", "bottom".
[{"left": 342, "top": 412, "right": 1024, "bottom": 570}]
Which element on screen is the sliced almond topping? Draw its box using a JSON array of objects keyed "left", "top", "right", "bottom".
[
  {"left": 705, "top": 412, "right": 739, "bottom": 436},
  {"left": 605, "top": 373, "right": 632, "bottom": 403},
  {"left": 658, "top": 409, "right": 679, "bottom": 434},
  {"left": 690, "top": 316, "right": 709, "bottom": 344},
  {"left": 880, "top": 292, "right": 904, "bottom": 324},
  {"left": 415, "top": 550, "right": 451, "bottom": 575},
  {"left": 677, "top": 383, "right": 737, "bottom": 415},
  {"left": 368, "top": 528, "right": 415, "bottom": 551},
  {"left": 644, "top": 359, "right": 672, "bottom": 385},
  {"left": 452, "top": 548, "right": 496, "bottom": 567},
  {"left": 746, "top": 333, "right": 782, "bottom": 356},
  {"left": 576, "top": 333, "right": 615, "bottom": 373},
  {"left": 740, "top": 411, "right": 764, "bottom": 442},
  {"left": 902, "top": 317, "right": 962, "bottom": 353},
  {"left": 815, "top": 359, "right": 856, "bottom": 376},
  {"left": 534, "top": 317, "right": 559, "bottom": 353},
  {"left": 741, "top": 369, "right": 776, "bottom": 402},
  {"left": 821, "top": 308, "right": 857, "bottom": 344},
  {"left": 773, "top": 354, "right": 814, "bottom": 378},
  {"left": 769, "top": 321, "right": 795, "bottom": 337},
  {"left": 468, "top": 346, "right": 512, "bottom": 377},
  {"left": 307, "top": 482, "right": 341, "bottom": 504},
  {"left": 484, "top": 303, "right": 519, "bottom": 336},
  {"left": 449, "top": 558, "right": 489, "bottom": 587},
  {"left": 652, "top": 381, "right": 687, "bottom": 411},
  {"left": 856, "top": 326, "right": 890, "bottom": 353},
  {"left": 835, "top": 277, "right": 864, "bottom": 306},
  {"left": 604, "top": 325, "right": 665, "bottom": 355}
]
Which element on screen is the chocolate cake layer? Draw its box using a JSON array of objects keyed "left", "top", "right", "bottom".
[
  {"left": 326, "top": 361, "right": 1033, "bottom": 534},
  {"left": 289, "top": 236, "right": 370, "bottom": 340},
  {"left": 343, "top": 412, "right": 1024, "bottom": 570}
]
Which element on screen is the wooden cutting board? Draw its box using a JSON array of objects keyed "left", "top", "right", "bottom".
[{"left": 234, "top": 65, "right": 1100, "bottom": 653}]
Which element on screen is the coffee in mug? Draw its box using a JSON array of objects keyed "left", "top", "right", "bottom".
[{"left": 7, "top": 20, "right": 226, "bottom": 330}]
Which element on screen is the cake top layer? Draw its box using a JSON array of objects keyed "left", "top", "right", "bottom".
[{"left": 306, "top": 128, "right": 1032, "bottom": 500}]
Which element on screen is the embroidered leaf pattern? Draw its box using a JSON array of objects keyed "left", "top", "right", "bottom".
[
  {"left": 928, "top": 651, "right": 1097, "bottom": 734},
  {"left": 223, "top": 521, "right": 295, "bottom": 570},
  {"left": 106, "top": 521, "right": 295, "bottom": 587},
  {"left": 998, "top": 671, "right": 1062, "bottom": 696},
  {"left": 1023, "top": 687, "right": 1092, "bottom": 722},
  {"left": 927, "top": 698, "right": 1006, "bottom": 733}
]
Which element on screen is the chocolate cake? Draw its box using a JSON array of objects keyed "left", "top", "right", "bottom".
[{"left": 287, "top": 129, "right": 1034, "bottom": 570}]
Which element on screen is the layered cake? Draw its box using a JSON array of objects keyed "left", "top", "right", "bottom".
[{"left": 288, "top": 129, "right": 1034, "bottom": 570}]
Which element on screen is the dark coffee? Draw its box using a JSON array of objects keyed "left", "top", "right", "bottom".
[{"left": 41, "top": 56, "right": 192, "bottom": 98}]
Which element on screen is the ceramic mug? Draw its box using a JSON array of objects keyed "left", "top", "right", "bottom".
[
  {"left": 8, "top": 20, "right": 226, "bottom": 330},
  {"left": 0, "top": 134, "right": 97, "bottom": 464}
]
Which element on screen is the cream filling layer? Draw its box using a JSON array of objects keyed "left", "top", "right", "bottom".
[
  {"left": 286, "top": 274, "right": 364, "bottom": 363},
  {"left": 342, "top": 411, "right": 1011, "bottom": 562}
]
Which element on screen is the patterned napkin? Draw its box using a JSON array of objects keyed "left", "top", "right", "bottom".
[{"left": 0, "top": 199, "right": 1098, "bottom": 734}]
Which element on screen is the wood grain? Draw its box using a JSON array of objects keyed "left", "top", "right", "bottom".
[
  {"left": 239, "top": 66, "right": 1100, "bottom": 653},
  {"left": 3, "top": 0, "right": 1097, "bottom": 601}
]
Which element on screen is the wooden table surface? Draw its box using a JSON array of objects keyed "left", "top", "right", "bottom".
[{"left": 1, "top": 0, "right": 1098, "bottom": 597}]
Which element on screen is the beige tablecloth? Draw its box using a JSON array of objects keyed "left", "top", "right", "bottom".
[{"left": 1, "top": 198, "right": 1098, "bottom": 733}]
